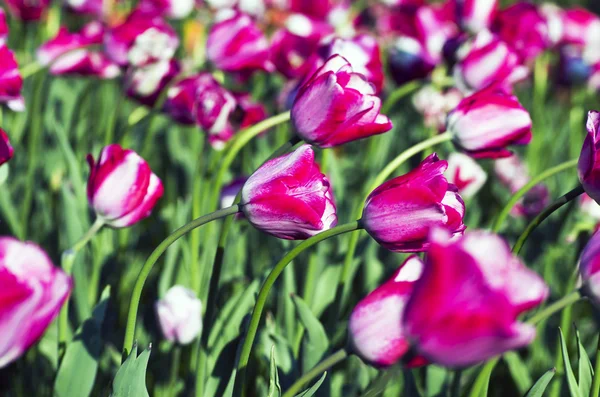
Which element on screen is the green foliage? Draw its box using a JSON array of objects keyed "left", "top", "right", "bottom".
[
  {"left": 111, "top": 344, "right": 152, "bottom": 397},
  {"left": 525, "top": 368, "right": 556, "bottom": 397}
]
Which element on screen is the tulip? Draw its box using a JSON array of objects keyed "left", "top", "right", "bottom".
[
  {"left": 4, "top": 0, "right": 49, "bottom": 21},
  {"left": 138, "top": 0, "right": 195, "bottom": 19},
  {"left": 0, "top": 44, "right": 24, "bottom": 112},
  {"left": 388, "top": 36, "right": 436, "bottom": 86},
  {"left": 291, "top": 55, "right": 392, "bottom": 148},
  {"left": 412, "top": 86, "right": 463, "bottom": 132},
  {"left": 580, "top": 230, "right": 600, "bottom": 305},
  {"left": 579, "top": 111, "right": 600, "bottom": 204},
  {"left": 0, "top": 128, "right": 13, "bottom": 166},
  {"left": 126, "top": 59, "right": 180, "bottom": 107},
  {"left": 580, "top": 194, "right": 600, "bottom": 221},
  {"left": 447, "top": 89, "right": 532, "bottom": 159},
  {"left": 403, "top": 228, "right": 548, "bottom": 367},
  {"left": 413, "top": 2, "right": 459, "bottom": 66},
  {"left": 0, "top": 9, "right": 8, "bottom": 44},
  {"left": 494, "top": 154, "right": 530, "bottom": 193},
  {"left": 286, "top": 0, "right": 333, "bottom": 20},
  {"left": 64, "top": 0, "right": 104, "bottom": 17},
  {"left": 234, "top": 93, "right": 267, "bottom": 129},
  {"left": 156, "top": 286, "right": 202, "bottom": 345},
  {"left": 240, "top": 145, "right": 337, "bottom": 240},
  {"left": 221, "top": 177, "right": 247, "bottom": 209},
  {"left": 104, "top": 9, "right": 179, "bottom": 67},
  {"left": 206, "top": 10, "right": 273, "bottom": 74},
  {"left": 348, "top": 255, "right": 424, "bottom": 367},
  {"left": 540, "top": 4, "right": 564, "bottom": 46},
  {"left": 37, "top": 22, "right": 120, "bottom": 79},
  {"left": 445, "top": 152, "right": 487, "bottom": 199},
  {"left": 453, "top": 30, "right": 529, "bottom": 93},
  {"left": 205, "top": 0, "right": 266, "bottom": 17},
  {"left": 362, "top": 154, "right": 466, "bottom": 253},
  {"left": 0, "top": 237, "right": 72, "bottom": 368},
  {"left": 87, "top": 144, "right": 164, "bottom": 228},
  {"left": 455, "top": 0, "right": 497, "bottom": 33},
  {"left": 511, "top": 184, "right": 549, "bottom": 219},
  {"left": 561, "top": 8, "right": 600, "bottom": 53},
  {"left": 557, "top": 46, "right": 593, "bottom": 87}
]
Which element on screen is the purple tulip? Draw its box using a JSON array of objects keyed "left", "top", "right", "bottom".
[
  {"left": 0, "top": 44, "right": 24, "bottom": 112},
  {"left": 0, "top": 128, "right": 13, "bottom": 166},
  {"left": 579, "top": 111, "right": 600, "bottom": 204}
]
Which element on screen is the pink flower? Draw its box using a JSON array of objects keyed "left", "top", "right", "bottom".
[
  {"left": 205, "top": 0, "right": 266, "bottom": 17},
  {"left": 37, "top": 22, "right": 120, "bottom": 79},
  {"left": 579, "top": 111, "right": 600, "bottom": 204},
  {"left": 580, "top": 230, "right": 600, "bottom": 303},
  {"left": 0, "top": 44, "right": 24, "bottom": 112},
  {"left": 445, "top": 152, "right": 487, "bottom": 199},
  {"left": 126, "top": 59, "right": 180, "bottom": 107},
  {"left": 240, "top": 145, "right": 337, "bottom": 240},
  {"left": 286, "top": 0, "right": 334, "bottom": 20},
  {"left": 412, "top": 85, "right": 463, "bottom": 132},
  {"left": 0, "top": 237, "right": 72, "bottom": 368},
  {"left": 455, "top": 0, "right": 497, "bottom": 33},
  {"left": 319, "top": 34, "right": 384, "bottom": 93},
  {"left": 493, "top": 2, "right": 551, "bottom": 63},
  {"left": 447, "top": 89, "right": 532, "bottom": 159},
  {"left": 349, "top": 255, "right": 425, "bottom": 367},
  {"left": 494, "top": 154, "right": 530, "bottom": 193},
  {"left": 4, "top": 0, "right": 49, "bottom": 21},
  {"left": 362, "top": 154, "right": 466, "bottom": 253},
  {"left": 291, "top": 55, "right": 392, "bottom": 148},
  {"left": 387, "top": 36, "right": 436, "bottom": 86},
  {"left": 0, "top": 9, "right": 8, "bottom": 43},
  {"left": 87, "top": 144, "right": 164, "bottom": 228},
  {"left": 64, "top": 0, "right": 104, "bottom": 17},
  {"left": 234, "top": 92, "right": 267, "bottom": 129},
  {"left": 403, "top": 228, "right": 548, "bottom": 367},
  {"left": 206, "top": 10, "right": 273, "bottom": 74},
  {"left": 561, "top": 8, "right": 600, "bottom": 51},
  {"left": 156, "top": 286, "right": 202, "bottom": 345},
  {"left": 0, "top": 128, "right": 14, "bottom": 166},
  {"left": 511, "top": 184, "right": 549, "bottom": 219},
  {"left": 453, "top": 30, "right": 529, "bottom": 93},
  {"left": 580, "top": 193, "right": 600, "bottom": 221},
  {"left": 104, "top": 9, "right": 179, "bottom": 67},
  {"left": 138, "top": 0, "right": 195, "bottom": 19},
  {"left": 413, "top": 2, "right": 459, "bottom": 65}
]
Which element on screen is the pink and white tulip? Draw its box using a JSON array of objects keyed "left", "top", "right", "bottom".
[
  {"left": 126, "top": 59, "right": 180, "bottom": 107},
  {"left": 388, "top": 36, "right": 436, "bottom": 86},
  {"left": 447, "top": 89, "right": 532, "bottom": 159},
  {"left": 0, "top": 128, "right": 14, "bottom": 166},
  {"left": 138, "top": 0, "right": 195, "bottom": 19},
  {"left": 291, "top": 55, "right": 392, "bottom": 148},
  {"left": 362, "top": 154, "right": 466, "bottom": 253},
  {"left": 413, "top": 2, "right": 459, "bottom": 65},
  {"left": 349, "top": 255, "right": 424, "bottom": 367},
  {"left": 0, "top": 237, "right": 72, "bottom": 368},
  {"left": 445, "top": 152, "right": 487, "bottom": 199},
  {"left": 455, "top": 0, "right": 497, "bottom": 34},
  {"left": 412, "top": 86, "right": 463, "bottom": 132},
  {"left": 240, "top": 145, "right": 337, "bottom": 240},
  {"left": 156, "top": 286, "right": 202, "bottom": 345},
  {"left": 561, "top": 8, "right": 600, "bottom": 53},
  {"left": 87, "top": 144, "right": 164, "bottom": 228},
  {"left": 0, "top": 44, "right": 24, "bottom": 112},
  {"left": 64, "top": 0, "right": 104, "bottom": 17},
  {"left": 579, "top": 111, "right": 600, "bottom": 205},
  {"left": 403, "top": 228, "right": 548, "bottom": 367},
  {"left": 579, "top": 230, "right": 600, "bottom": 304},
  {"left": 207, "top": 10, "right": 273, "bottom": 74},
  {"left": 580, "top": 193, "right": 600, "bottom": 221},
  {"left": 4, "top": 0, "right": 49, "bottom": 21},
  {"left": 0, "top": 9, "right": 8, "bottom": 44}
]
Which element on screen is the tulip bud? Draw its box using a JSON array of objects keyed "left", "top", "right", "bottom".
[
  {"left": 445, "top": 153, "right": 487, "bottom": 199},
  {"left": 447, "top": 89, "right": 532, "bottom": 159},
  {"left": 362, "top": 154, "right": 466, "bottom": 253},
  {"left": 403, "top": 228, "right": 548, "bottom": 367},
  {"left": 156, "top": 286, "right": 202, "bottom": 345},
  {"left": 0, "top": 237, "right": 72, "bottom": 367},
  {"left": 349, "top": 255, "right": 424, "bottom": 367},
  {"left": 0, "top": 44, "right": 24, "bottom": 112},
  {"left": 579, "top": 111, "right": 600, "bottom": 204},
  {"left": 240, "top": 145, "right": 337, "bottom": 240},
  {"left": 561, "top": 8, "right": 600, "bottom": 59},
  {"left": 4, "top": 0, "right": 49, "bottom": 21},
  {"left": 388, "top": 36, "right": 436, "bottom": 86},
  {"left": 0, "top": 128, "right": 14, "bottom": 166},
  {"left": 456, "top": 0, "right": 497, "bottom": 33},
  {"left": 494, "top": 154, "right": 530, "bottom": 193},
  {"left": 138, "top": 0, "right": 195, "bottom": 19},
  {"left": 126, "top": 59, "right": 180, "bottom": 107},
  {"left": 87, "top": 144, "right": 164, "bottom": 228},
  {"left": 413, "top": 3, "right": 459, "bottom": 65},
  {"left": 207, "top": 10, "right": 273, "bottom": 74},
  {"left": 412, "top": 86, "right": 463, "bottom": 132},
  {"left": 291, "top": 55, "right": 392, "bottom": 148}
]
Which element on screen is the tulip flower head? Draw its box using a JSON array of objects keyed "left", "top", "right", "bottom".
[
  {"left": 445, "top": 152, "right": 487, "bottom": 199},
  {"left": 240, "top": 145, "right": 337, "bottom": 240},
  {"left": 362, "top": 154, "right": 466, "bottom": 252},
  {"left": 139, "top": 0, "right": 195, "bottom": 19},
  {"left": 0, "top": 237, "right": 72, "bottom": 368},
  {"left": 580, "top": 230, "right": 600, "bottom": 302},
  {"left": 403, "top": 228, "right": 548, "bottom": 367},
  {"left": 0, "top": 44, "right": 24, "bottom": 112},
  {"left": 456, "top": 0, "right": 497, "bottom": 34},
  {"left": 126, "top": 59, "right": 180, "bottom": 107},
  {"left": 156, "top": 286, "right": 202, "bottom": 345},
  {"left": 0, "top": 128, "right": 14, "bottom": 166},
  {"left": 349, "top": 255, "right": 424, "bottom": 367},
  {"left": 87, "top": 144, "right": 164, "bottom": 228},
  {"left": 579, "top": 111, "right": 600, "bottom": 204},
  {"left": 291, "top": 55, "right": 392, "bottom": 148},
  {"left": 4, "top": 0, "right": 49, "bottom": 21}
]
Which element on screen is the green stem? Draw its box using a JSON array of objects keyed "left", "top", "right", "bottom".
[
  {"left": 169, "top": 346, "right": 182, "bottom": 397},
  {"left": 121, "top": 205, "right": 241, "bottom": 360},
  {"left": 232, "top": 222, "right": 362, "bottom": 397},
  {"left": 592, "top": 335, "right": 600, "bottom": 397},
  {"left": 282, "top": 349, "right": 349, "bottom": 397},
  {"left": 381, "top": 81, "right": 421, "bottom": 114},
  {"left": 492, "top": 159, "right": 579, "bottom": 232},
  {"left": 189, "top": 136, "right": 207, "bottom": 294},
  {"left": 104, "top": 85, "right": 122, "bottom": 146},
  {"left": 512, "top": 185, "right": 585, "bottom": 254}
]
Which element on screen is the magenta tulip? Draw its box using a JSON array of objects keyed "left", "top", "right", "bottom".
[
  {"left": 240, "top": 145, "right": 337, "bottom": 240},
  {"left": 156, "top": 286, "right": 202, "bottom": 345},
  {"left": 403, "top": 228, "right": 548, "bottom": 367},
  {"left": 4, "top": 0, "right": 49, "bottom": 21},
  {"left": 580, "top": 230, "right": 600, "bottom": 303},
  {"left": 0, "top": 9, "right": 8, "bottom": 43},
  {"left": 0, "top": 237, "right": 72, "bottom": 367},
  {"left": 456, "top": 0, "right": 497, "bottom": 33},
  {"left": 138, "top": 0, "right": 195, "bottom": 19},
  {"left": 87, "top": 144, "right": 164, "bottom": 228},
  {"left": 0, "top": 128, "right": 13, "bottom": 166},
  {"left": 291, "top": 55, "right": 392, "bottom": 148},
  {"left": 561, "top": 8, "right": 600, "bottom": 51},
  {"left": 494, "top": 154, "right": 530, "bottom": 193},
  {"left": 362, "top": 154, "right": 466, "bottom": 253},
  {"left": 412, "top": 86, "right": 463, "bottom": 132},
  {"left": 126, "top": 59, "right": 180, "bottom": 107},
  {"left": 447, "top": 89, "right": 532, "bottom": 159},
  {"left": 579, "top": 111, "right": 600, "bottom": 204},
  {"left": 349, "top": 255, "right": 424, "bottom": 367},
  {"left": 445, "top": 152, "right": 487, "bottom": 199},
  {"left": 0, "top": 44, "right": 24, "bottom": 112}
]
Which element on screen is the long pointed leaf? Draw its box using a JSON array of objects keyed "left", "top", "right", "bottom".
[
  {"left": 576, "top": 328, "right": 594, "bottom": 397},
  {"left": 525, "top": 368, "right": 556, "bottom": 397},
  {"left": 559, "top": 328, "right": 583, "bottom": 397}
]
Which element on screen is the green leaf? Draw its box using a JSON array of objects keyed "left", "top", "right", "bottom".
[
  {"left": 525, "top": 368, "right": 556, "bottom": 397},
  {"left": 110, "top": 344, "right": 152, "bottom": 397},
  {"left": 54, "top": 287, "right": 111, "bottom": 397},
  {"left": 468, "top": 358, "right": 499, "bottom": 397},
  {"left": 268, "top": 346, "right": 282, "bottom": 397},
  {"left": 504, "top": 352, "right": 533, "bottom": 394},
  {"left": 559, "top": 328, "right": 583, "bottom": 397},
  {"left": 294, "top": 372, "right": 327, "bottom": 397},
  {"left": 426, "top": 365, "right": 448, "bottom": 397},
  {"left": 291, "top": 294, "right": 329, "bottom": 371},
  {"left": 576, "top": 327, "right": 594, "bottom": 397},
  {"left": 0, "top": 163, "right": 8, "bottom": 187}
]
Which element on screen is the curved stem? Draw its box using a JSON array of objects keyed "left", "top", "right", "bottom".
[
  {"left": 492, "top": 159, "right": 579, "bottom": 232},
  {"left": 512, "top": 185, "right": 584, "bottom": 254},
  {"left": 381, "top": 81, "right": 421, "bottom": 114},
  {"left": 121, "top": 205, "right": 240, "bottom": 360},
  {"left": 232, "top": 222, "right": 362, "bottom": 397},
  {"left": 282, "top": 349, "right": 349, "bottom": 397},
  {"left": 591, "top": 334, "right": 600, "bottom": 397}
]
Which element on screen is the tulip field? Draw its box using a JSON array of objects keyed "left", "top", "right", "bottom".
[{"left": 6, "top": 0, "right": 600, "bottom": 396}]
